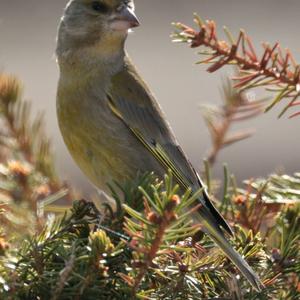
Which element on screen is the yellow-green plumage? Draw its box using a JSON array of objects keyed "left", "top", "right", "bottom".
[
  {"left": 56, "top": 0, "right": 263, "bottom": 290},
  {"left": 57, "top": 57, "right": 164, "bottom": 192}
]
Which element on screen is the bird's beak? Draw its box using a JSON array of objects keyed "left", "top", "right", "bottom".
[
  {"left": 118, "top": 6, "right": 140, "bottom": 28},
  {"left": 110, "top": 7, "right": 140, "bottom": 31}
]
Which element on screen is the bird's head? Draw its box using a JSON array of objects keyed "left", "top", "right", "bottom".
[{"left": 56, "top": 0, "right": 139, "bottom": 58}]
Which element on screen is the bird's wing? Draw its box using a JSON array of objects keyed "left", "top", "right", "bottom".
[
  {"left": 107, "top": 57, "right": 263, "bottom": 291},
  {"left": 108, "top": 56, "right": 232, "bottom": 236}
]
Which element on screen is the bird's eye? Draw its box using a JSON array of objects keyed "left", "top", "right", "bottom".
[{"left": 91, "top": 1, "right": 109, "bottom": 13}]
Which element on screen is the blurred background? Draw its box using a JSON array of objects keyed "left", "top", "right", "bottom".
[{"left": 0, "top": 0, "right": 299, "bottom": 194}]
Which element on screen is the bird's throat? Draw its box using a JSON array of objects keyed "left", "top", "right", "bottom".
[
  {"left": 58, "top": 37, "right": 126, "bottom": 79},
  {"left": 56, "top": 19, "right": 127, "bottom": 76}
]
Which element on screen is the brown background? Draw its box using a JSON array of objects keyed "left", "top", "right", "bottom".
[{"left": 0, "top": 0, "right": 299, "bottom": 194}]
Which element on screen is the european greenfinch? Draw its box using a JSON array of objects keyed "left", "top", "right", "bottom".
[{"left": 56, "top": 0, "right": 262, "bottom": 290}]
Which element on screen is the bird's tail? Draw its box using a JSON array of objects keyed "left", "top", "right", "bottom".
[{"left": 195, "top": 209, "right": 264, "bottom": 291}]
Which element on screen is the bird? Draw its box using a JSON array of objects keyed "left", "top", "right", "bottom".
[{"left": 56, "top": 0, "right": 263, "bottom": 291}]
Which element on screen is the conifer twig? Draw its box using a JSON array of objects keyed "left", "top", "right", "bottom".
[
  {"left": 0, "top": 73, "right": 72, "bottom": 236},
  {"left": 202, "top": 77, "right": 267, "bottom": 165},
  {"left": 123, "top": 172, "right": 202, "bottom": 295},
  {"left": 173, "top": 15, "right": 300, "bottom": 118}
]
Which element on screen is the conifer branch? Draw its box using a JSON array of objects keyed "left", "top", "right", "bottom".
[
  {"left": 0, "top": 172, "right": 299, "bottom": 299},
  {"left": 202, "top": 77, "right": 268, "bottom": 165},
  {"left": 173, "top": 15, "right": 300, "bottom": 118},
  {"left": 123, "top": 172, "right": 202, "bottom": 295},
  {"left": 0, "top": 74, "right": 59, "bottom": 186},
  {"left": 0, "top": 73, "right": 72, "bottom": 238}
]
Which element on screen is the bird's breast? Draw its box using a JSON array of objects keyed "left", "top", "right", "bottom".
[{"left": 56, "top": 79, "right": 149, "bottom": 191}]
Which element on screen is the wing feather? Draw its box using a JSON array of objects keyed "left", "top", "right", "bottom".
[{"left": 108, "top": 56, "right": 232, "bottom": 236}]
